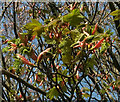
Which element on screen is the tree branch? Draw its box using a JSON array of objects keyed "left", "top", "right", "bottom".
[
  {"left": 109, "top": 2, "right": 120, "bottom": 37},
  {"left": 1, "top": 69, "right": 46, "bottom": 95},
  {"left": 0, "top": 2, "right": 12, "bottom": 21},
  {"left": 13, "top": 2, "right": 18, "bottom": 39},
  {"left": 107, "top": 47, "right": 120, "bottom": 72},
  {"left": 91, "top": 2, "right": 99, "bottom": 23}
]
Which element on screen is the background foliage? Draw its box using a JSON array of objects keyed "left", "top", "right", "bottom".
[{"left": 0, "top": 2, "right": 120, "bottom": 102}]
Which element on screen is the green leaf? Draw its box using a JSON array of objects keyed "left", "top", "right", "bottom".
[
  {"left": 118, "top": 24, "right": 120, "bottom": 28},
  {"left": 100, "top": 42, "right": 110, "bottom": 54},
  {"left": 100, "top": 89, "right": 106, "bottom": 94},
  {"left": 42, "top": 34, "right": 56, "bottom": 44},
  {"left": 85, "top": 35, "right": 95, "bottom": 43},
  {"left": 105, "top": 29, "right": 114, "bottom": 35},
  {"left": 53, "top": 77, "right": 63, "bottom": 82},
  {"left": 103, "top": 82, "right": 107, "bottom": 87},
  {"left": 31, "top": 19, "right": 41, "bottom": 25},
  {"left": 70, "top": 41, "right": 79, "bottom": 48},
  {"left": 97, "top": 26, "right": 104, "bottom": 33},
  {"left": 110, "top": 10, "right": 120, "bottom": 16},
  {"left": 82, "top": 93, "right": 90, "bottom": 98},
  {"left": 82, "top": 87, "right": 90, "bottom": 92},
  {"left": 62, "top": 69, "right": 68, "bottom": 75},
  {"left": 63, "top": 9, "right": 84, "bottom": 26},
  {"left": 24, "top": 19, "right": 42, "bottom": 30},
  {"left": 85, "top": 55, "right": 97, "bottom": 69},
  {"left": 2, "top": 47, "right": 9, "bottom": 53},
  {"left": 59, "top": 38, "right": 73, "bottom": 64},
  {"left": 114, "top": 15, "right": 120, "bottom": 20},
  {"left": 23, "top": 49, "right": 30, "bottom": 54},
  {"left": 46, "top": 87, "right": 59, "bottom": 100},
  {"left": 0, "top": 35, "right": 5, "bottom": 39},
  {"left": 48, "top": 19, "right": 61, "bottom": 27},
  {"left": 33, "top": 26, "right": 45, "bottom": 36}
]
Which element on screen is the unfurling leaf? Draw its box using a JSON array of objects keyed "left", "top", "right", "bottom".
[
  {"left": 37, "top": 48, "right": 52, "bottom": 63},
  {"left": 90, "top": 38, "right": 104, "bottom": 50},
  {"left": 92, "top": 23, "right": 98, "bottom": 35},
  {"left": 110, "top": 10, "right": 120, "bottom": 16},
  {"left": 94, "top": 38, "right": 104, "bottom": 49},
  {"left": 63, "top": 9, "right": 84, "bottom": 26},
  {"left": 16, "top": 54, "right": 35, "bottom": 66},
  {"left": 46, "top": 87, "right": 59, "bottom": 100},
  {"left": 30, "top": 49, "right": 37, "bottom": 62}
]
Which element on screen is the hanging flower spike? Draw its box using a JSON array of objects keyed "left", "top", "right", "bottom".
[
  {"left": 37, "top": 48, "right": 51, "bottom": 63},
  {"left": 16, "top": 54, "right": 35, "bottom": 66}
]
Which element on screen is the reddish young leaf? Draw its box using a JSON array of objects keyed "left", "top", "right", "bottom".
[
  {"left": 30, "top": 78, "right": 32, "bottom": 83},
  {"left": 37, "top": 48, "right": 51, "bottom": 63},
  {"left": 19, "top": 93, "right": 22, "bottom": 98},
  {"left": 10, "top": 43, "right": 17, "bottom": 47},
  {"left": 24, "top": 35, "right": 28, "bottom": 46},
  {"left": 49, "top": 32, "right": 52, "bottom": 39},
  {"left": 30, "top": 35, "right": 36, "bottom": 41},
  {"left": 106, "top": 37, "right": 110, "bottom": 42},
  {"left": 93, "top": 38, "right": 104, "bottom": 49},
  {"left": 73, "top": 38, "right": 88, "bottom": 49},
  {"left": 57, "top": 48, "right": 62, "bottom": 53},
  {"left": 19, "top": 43, "right": 25, "bottom": 46},
  {"left": 80, "top": 6, "right": 84, "bottom": 11},
  {"left": 61, "top": 81, "right": 65, "bottom": 87},
  {"left": 18, "top": 33, "right": 28, "bottom": 46},
  {"left": 16, "top": 54, "right": 34, "bottom": 66},
  {"left": 8, "top": 46, "right": 17, "bottom": 51},
  {"left": 72, "top": 2, "right": 77, "bottom": 10},
  {"left": 30, "top": 49, "right": 37, "bottom": 62},
  {"left": 92, "top": 23, "right": 98, "bottom": 35},
  {"left": 112, "top": 85, "right": 115, "bottom": 90},
  {"left": 35, "top": 74, "right": 41, "bottom": 84},
  {"left": 2, "top": 39, "right": 9, "bottom": 44},
  {"left": 76, "top": 71, "right": 79, "bottom": 79},
  {"left": 39, "top": 80, "right": 43, "bottom": 86},
  {"left": 18, "top": 32, "right": 23, "bottom": 40}
]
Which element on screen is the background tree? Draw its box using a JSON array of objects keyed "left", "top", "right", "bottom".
[{"left": 0, "top": 2, "right": 120, "bottom": 102}]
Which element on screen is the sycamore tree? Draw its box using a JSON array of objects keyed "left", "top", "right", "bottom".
[{"left": 0, "top": 2, "right": 120, "bottom": 102}]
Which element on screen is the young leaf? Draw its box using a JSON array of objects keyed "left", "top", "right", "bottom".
[
  {"left": 92, "top": 23, "right": 98, "bottom": 35},
  {"left": 63, "top": 9, "right": 84, "bottom": 26},
  {"left": 110, "top": 10, "right": 120, "bottom": 16},
  {"left": 100, "top": 42, "right": 110, "bottom": 54},
  {"left": 90, "top": 38, "right": 104, "bottom": 50},
  {"left": 16, "top": 54, "right": 35, "bottom": 66},
  {"left": 37, "top": 48, "right": 52, "bottom": 63},
  {"left": 46, "top": 87, "right": 59, "bottom": 100}
]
